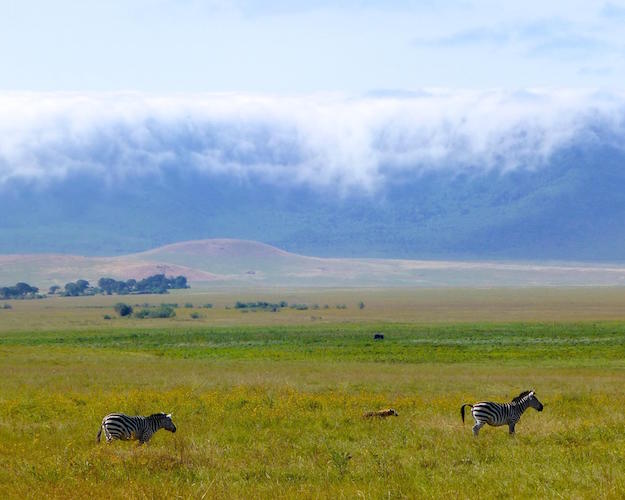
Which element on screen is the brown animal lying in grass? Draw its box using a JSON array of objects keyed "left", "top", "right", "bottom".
[{"left": 363, "top": 408, "right": 398, "bottom": 418}]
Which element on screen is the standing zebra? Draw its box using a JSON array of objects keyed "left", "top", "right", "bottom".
[
  {"left": 461, "top": 390, "right": 543, "bottom": 436},
  {"left": 96, "top": 412, "right": 177, "bottom": 444}
]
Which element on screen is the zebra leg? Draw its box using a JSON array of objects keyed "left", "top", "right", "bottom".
[
  {"left": 508, "top": 423, "right": 516, "bottom": 435},
  {"left": 472, "top": 421, "right": 485, "bottom": 436},
  {"left": 137, "top": 430, "right": 151, "bottom": 445},
  {"left": 104, "top": 427, "right": 113, "bottom": 443}
]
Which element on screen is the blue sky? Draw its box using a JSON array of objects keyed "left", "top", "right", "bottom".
[{"left": 2, "top": 0, "right": 625, "bottom": 92}]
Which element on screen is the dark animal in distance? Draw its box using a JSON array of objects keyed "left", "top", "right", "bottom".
[
  {"left": 461, "top": 390, "right": 544, "bottom": 436},
  {"left": 373, "top": 333, "right": 384, "bottom": 340},
  {"left": 96, "top": 412, "right": 177, "bottom": 444},
  {"left": 363, "top": 408, "right": 398, "bottom": 418}
]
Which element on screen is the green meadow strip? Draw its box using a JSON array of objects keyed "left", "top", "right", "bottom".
[{"left": 3, "top": 321, "right": 625, "bottom": 366}]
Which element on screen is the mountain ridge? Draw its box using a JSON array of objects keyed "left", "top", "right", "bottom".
[{"left": 3, "top": 138, "right": 625, "bottom": 261}]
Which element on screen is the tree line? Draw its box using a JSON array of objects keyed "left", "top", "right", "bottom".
[{"left": 1, "top": 274, "right": 188, "bottom": 299}]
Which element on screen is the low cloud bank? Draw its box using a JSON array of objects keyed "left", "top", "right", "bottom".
[{"left": 1, "top": 90, "right": 624, "bottom": 190}]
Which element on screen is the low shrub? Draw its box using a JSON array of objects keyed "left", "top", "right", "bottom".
[
  {"left": 134, "top": 305, "right": 176, "bottom": 319},
  {"left": 114, "top": 303, "right": 133, "bottom": 317}
]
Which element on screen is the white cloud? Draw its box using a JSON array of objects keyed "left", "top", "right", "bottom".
[{"left": 0, "top": 90, "right": 624, "bottom": 191}]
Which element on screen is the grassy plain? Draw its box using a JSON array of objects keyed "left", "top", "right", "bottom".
[{"left": 2, "top": 288, "right": 625, "bottom": 498}]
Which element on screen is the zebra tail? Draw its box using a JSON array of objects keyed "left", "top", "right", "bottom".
[
  {"left": 96, "top": 426, "right": 102, "bottom": 443},
  {"left": 460, "top": 404, "right": 473, "bottom": 423}
]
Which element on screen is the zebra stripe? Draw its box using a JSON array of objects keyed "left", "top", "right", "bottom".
[
  {"left": 461, "top": 390, "right": 544, "bottom": 436},
  {"left": 96, "top": 412, "right": 177, "bottom": 444}
]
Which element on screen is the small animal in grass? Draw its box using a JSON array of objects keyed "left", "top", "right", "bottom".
[
  {"left": 363, "top": 408, "right": 399, "bottom": 418},
  {"left": 461, "top": 390, "right": 544, "bottom": 436},
  {"left": 96, "top": 412, "right": 177, "bottom": 445}
]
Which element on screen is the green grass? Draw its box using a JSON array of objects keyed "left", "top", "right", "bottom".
[
  {"left": 3, "top": 321, "right": 625, "bottom": 366},
  {"left": 3, "top": 292, "right": 625, "bottom": 497}
]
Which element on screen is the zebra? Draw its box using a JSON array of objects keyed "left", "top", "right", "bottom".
[
  {"left": 96, "top": 412, "right": 177, "bottom": 444},
  {"left": 461, "top": 390, "right": 543, "bottom": 436}
]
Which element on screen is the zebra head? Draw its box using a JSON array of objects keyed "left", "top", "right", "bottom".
[
  {"left": 527, "top": 391, "right": 544, "bottom": 412},
  {"left": 154, "top": 412, "right": 177, "bottom": 433}
]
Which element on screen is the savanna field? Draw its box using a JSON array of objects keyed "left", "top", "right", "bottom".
[{"left": 2, "top": 288, "right": 625, "bottom": 498}]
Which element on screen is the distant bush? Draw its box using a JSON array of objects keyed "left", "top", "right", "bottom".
[
  {"left": 234, "top": 301, "right": 287, "bottom": 312},
  {"left": 336, "top": 304, "right": 347, "bottom": 309},
  {"left": 134, "top": 305, "right": 176, "bottom": 319},
  {"left": 202, "top": 303, "right": 213, "bottom": 309},
  {"left": 103, "top": 314, "right": 112, "bottom": 320},
  {"left": 290, "top": 303, "right": 309, "bottom": 310},
  {"left": 190, "top": 312, "right": 202, "bottom": 319},
  {"left": 358, "top": 301, "right": 365, "bottom": 310},
  {"left": 2, "top": 303, "right": 12, "bottom": 309},
  {"left": 184, "top": 303, "right": 193, "bottom": 308},
  {"left": 114, "top": 303, "right": 133, "bottom": 317}
]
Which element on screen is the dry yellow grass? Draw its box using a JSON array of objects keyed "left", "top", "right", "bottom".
[
  {"left": 2, "top": 347, "right": 625, "bottom": 498},
  {"left": 4, "top": 287, "right": 625, "bottom": 333}
]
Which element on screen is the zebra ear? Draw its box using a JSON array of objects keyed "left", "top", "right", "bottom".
[{"left": 166, "top": 413, "right": 172, "bottom": 418}]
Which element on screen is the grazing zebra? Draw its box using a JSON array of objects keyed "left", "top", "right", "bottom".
[
  {"left": 96, "top": 412, "right": 177, "bottom": 444},
  {"left": 461, "top": 390, "right": 543, "bottom": 436},
  {"left": 363, "top": 408, "right": 399, "bottom": 418}
]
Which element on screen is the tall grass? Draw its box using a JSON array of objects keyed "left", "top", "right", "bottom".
[{"left": 2, "top": 340, "right": 625, "bottom": 497}]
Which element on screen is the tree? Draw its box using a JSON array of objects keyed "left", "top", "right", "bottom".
[
  {"left": 48, "top": 285, "right": 61, "bottom": 295},
  {"left": 64, "top": 282, "right": 80, "bottom": 296},
  {"left": 98, "top": 278, "right": 117, "bottom": 295},
  {"left": 0, "top": 282, "right": 39, "bottom": 299},
  {"left": 173, "top": 275, "right": 188, "bottom": 289},
  {"left": 15, "top": 282, "right": 38, "bottom": 295}
]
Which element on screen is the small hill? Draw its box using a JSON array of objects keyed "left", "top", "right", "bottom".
[
  {"left": 2, "top": 239, "right": 625, "bottom": 289},
  {"left": 0, "top": 251, "right": 218, "bottom": 289}
]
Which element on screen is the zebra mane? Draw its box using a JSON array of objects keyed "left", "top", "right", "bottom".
[
  {"left": 148, "top": 412, "right": 168, "bottom": 419},
  {"left": 511, "top": 390, "right": 532, "bottom": 403}
]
